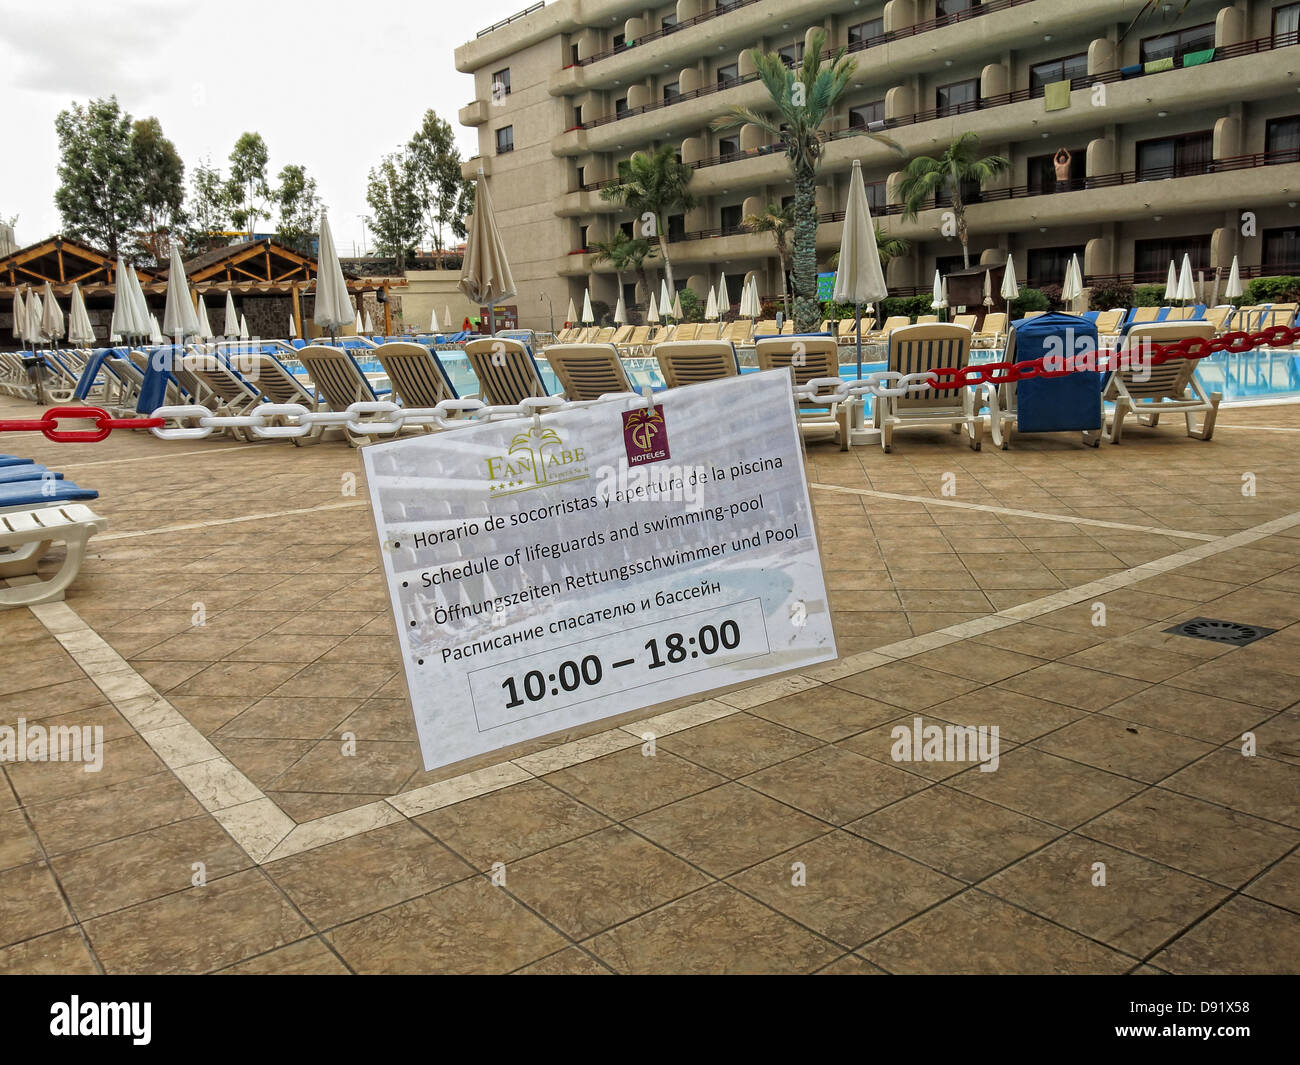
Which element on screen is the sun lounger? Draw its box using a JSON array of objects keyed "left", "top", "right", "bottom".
[
  {"left": 697, "top": 323, "right": 723, "bottom": 340},
  {"left": 780, "top": 321, "right": 795, "bottom": 335},
  {"left": 874, "top": 323, "right": 981, "bottom": 452},
  {"left": 673, "top": 323, "right": 701, "bottom": 341},
  {"left": 296, "top": 344, "right": 393, "bottom": 446},
  {"left": 1204, "top": 306, "right": 1234, "bottom": 334},
  {"left": 544, "top": 344, "right": 636, "bottom": 401},
  {"left": 916, "top": 314, "right": 939, "bottom": 325},
  {"left": 0, "top": 478, "right": 100, "bottom": 513},
  {"left": 1092, "top": 309, "right": 1125, "bottom": 337},
  {"left": 985, "top": 313, "right": 1103, "bottom": 449},
  {"left": 867, "top": 315, "right": 910, "bottom": 341},
  {"left": 723, "top": 320, "right": 752, "bottom": 344},
  {"left": 373, "top": 342, "right": 459, "bottom": 413},
  {"left": 951, "top": 314, "right": 978, "bottom": 331},
  {"left": 837, "top": 317, "right": 876, "bottom": 342},
  {"left": 653, "top": 340, "right": 740, "bottom": 389},
  {"left": 1101, "top": 321, "right": 1219, "bottom": 444},
  {"left": 463, "top": 336, "right": 551, "bottom": 405},
  {"left": 611, "top": 325, "right": 634, "bottom": 345},
  {"left": 621, "top": 325, "right": 651, "bottom": 354},
  {"left": 0, "top": 463, "right": 62, "bottom": 484},
  {"left": 974, "top": 312, "right": 1008, "bottom": 348},
  {"left": 755, "top": 337, "right": 850, "bottom": 450},
  {"left": 754, "top": 320, "right": 780, "bottom": 337},
  {"left": 0, "top": 500, "right": 107, "bottom": 609}
]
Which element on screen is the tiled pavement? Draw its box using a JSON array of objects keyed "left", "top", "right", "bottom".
[{"left": 1, "top": 394, "right": 1299, "bottom": 974}]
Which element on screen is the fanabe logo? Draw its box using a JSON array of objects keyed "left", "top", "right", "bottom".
[{"left": 487, "top": 424, "right": 589, "bottom": 494}]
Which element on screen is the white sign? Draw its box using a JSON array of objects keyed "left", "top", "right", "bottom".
[{"left": 362, "top": 369, "right": 836, "bottom": 770}]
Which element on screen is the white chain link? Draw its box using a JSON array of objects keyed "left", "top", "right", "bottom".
[{"left": 149, "top": 374, "right": 952, "bottom": 441}]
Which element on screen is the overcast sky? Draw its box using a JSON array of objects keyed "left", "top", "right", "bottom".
[{"left": 0, "top": 0, "right": 525, "bottom": 256}]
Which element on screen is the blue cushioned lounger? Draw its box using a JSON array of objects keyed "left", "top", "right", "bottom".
[
  {"left": 0, "top": 464, "right": 63, "bottom": 484},
  {"left": 0, "top": 481, "right": 98, "bottom": 508},
  {"left": 0, "top": 455, "right": 32, "bottom": 468}
]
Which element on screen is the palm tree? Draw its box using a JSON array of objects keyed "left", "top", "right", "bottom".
[
  {"left": 715, "top": 28, "right": 903, "bottom": 332},
  {"left": 826, "top": 224, "right": 911, "bottom": 273},
  {"left": 897, "top": 132, "right": 1010, "bottom": 269},
  {"left": 599, "top": 145, "right": 696, "bottom": 291},
  {"left": 741, "top": 202, "right": 795, "bottom": 318},
  {"left": 590, "top": 229, "right": 657, "bottom": 312},
  {"left": 1123, "top": 1, "right": 1192, "bottom": 38}
]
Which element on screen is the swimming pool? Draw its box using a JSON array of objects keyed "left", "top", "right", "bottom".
[{"left": 285, "top": 345, "right": 1300, "bottom": 410}]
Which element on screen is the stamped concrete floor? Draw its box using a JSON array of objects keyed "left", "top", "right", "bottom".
[{"left": 1, "top": 394, "right": 1298, "bottom": 974}]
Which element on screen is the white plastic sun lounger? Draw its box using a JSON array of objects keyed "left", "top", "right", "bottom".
[{"left": 0, "top": 503, "right": 107, "bottom": 608}]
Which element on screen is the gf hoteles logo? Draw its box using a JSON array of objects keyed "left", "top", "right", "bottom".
[
  {"left": 486, "top": 424, "right": 589, "bottom": 494},
  {"left": 622, "top": 406, "right": 670, "bottom": 466}
]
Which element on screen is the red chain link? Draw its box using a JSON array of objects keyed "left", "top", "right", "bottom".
[
  {"left": 0, "top": 406, "right": 165, "bottom": 443},
  {"left": 1, "top": 326, "right": 1297, "bottom": 439},
  {"left": 931, "top": 325, "right": 1300, "bottom": 390}
]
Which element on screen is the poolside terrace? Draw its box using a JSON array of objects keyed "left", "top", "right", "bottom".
[{"left": 1, "top": 390, "right": 1299, "bottom": 974}]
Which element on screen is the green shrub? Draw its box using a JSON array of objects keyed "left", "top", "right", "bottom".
[
  {"left": 1089, "top": 281, "right": 1134, "bottom": 311},
  {"left": 677, "top": 288, "right": 704, "bottom": 322},
  {"left": 591, "top": 299, "right": 611, "bottom": 324},
  {"left": 878, "top": 294, "right": 934, "bottom": 321},
  {"left": 1009, "top": 287, "right": 1049, "bottom": 317},
  {"left": 1244, "top": 276, "right": 1300, "bottom": 304},
  {"left": 1133, "top": 284, "right": 1165, "bottom": 307}
]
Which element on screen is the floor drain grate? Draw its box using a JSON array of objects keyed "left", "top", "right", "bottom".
[{"left": 1163, "top": 617, "right": 1276, "bottom": 646}]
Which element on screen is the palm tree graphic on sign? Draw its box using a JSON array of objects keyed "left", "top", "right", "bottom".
[
  {"left": 626, "top": 407, "right": 664, "bottom": 452},
  {"left": 509, "top": 425, "right": 563, "bottom": 485}
]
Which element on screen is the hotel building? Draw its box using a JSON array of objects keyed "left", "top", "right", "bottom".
[{"left": 455, "top": 0, "right": 1300, "bottom": 328}]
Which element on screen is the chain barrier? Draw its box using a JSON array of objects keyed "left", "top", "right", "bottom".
[{"left": 3, "top": 326, "right": 1298, "bottom": 443}]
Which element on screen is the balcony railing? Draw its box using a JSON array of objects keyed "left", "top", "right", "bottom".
[
  {"left": 477, "top": 2, "right": 542, "bottom": 38},
  {"left": 571, "top": 0, "right": 764, "bottom": 67},
  {"left": 568, "top": 149, "right": 1300, "bottom": 256},
  {"left": 568, "top": 30, "right": 1296, "bottom": 133}
]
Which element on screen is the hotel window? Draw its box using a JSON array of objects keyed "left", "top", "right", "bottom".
[
  {"left": 615, "top": 96, "right": 628, "bottom": 116},
  {"left": 623, "top": 281, "right": 637, "bottom": 307},
  {"left": 578, "top": 225, "right": 589, "bottom": 249},
  {"left": 1027, "top": 148, "right": 1086, "bottom": 192},
  {"left": 570, "top": 42, "right": 580, "bottom": 65},
  {"left": 1263, "top": 226, "right": 1300, "bottom": 270},
  {"left": 936, "top": 0, "right": 980, "bottom": 21},
  {"left": 491, "top": 68, "right": 511, "bottom": 97},
  {"left": 1136, "top": 131, "right": 1212, "bottom": 181},
  {"left": 495, "top": 126, "right": 514, "bottom": 154},
  {"left": 576, "top": 166, "right": 585, "bottom": 187},
  {"left": 718, "top": 135, "right": 740, "bottom": 159},
  {"left": 866, "top": 180, "right": 886, "bottom": 212},
  {"left": 573, "top": 105, "right": 583, "bottom": 127},
  {"left": 847, "top": 18, "right": 884, "bottom": 47},
  {"left": 1027, "top": 246, "right": 1086, "bottom": 288},
  {"left": 620, "top": 220, "right": 634, "bottom": 238},
  {"left": 663, "top": 81, "right": 680, "bottom": 103},
  {"left": 1029, "top": 53, "right": 1088, "bottom": 95},
  {"left": 667, "top": 214, "right": 686, "bottom": 241},
  {"left": 780, "top": 194, "right": 794, "bottom": 210},
  {"left": 849, "top": 101, "right": 885, "bottom": 129},
  {"left": 720, "top": 204, "right": 743, "bottom": 231},
  {"left": 1275, "top": 3, "right": 1300, "bottom": 45},
  {"left": 1134, "top": 236, "right": 1210, "bottom": 278},
  {"left": 935, "top": 254, "right": 965, "bottom": 277},
  {"left": 936, "top": 79, "right": 978, "bottom": 116},
  {"left": 1140, "top": 23, "right": 1214, "bottom": 63},
  {"left": 777, "top": 42, "right": 804, "bottom": 68},
  {"left": 612, "top": 32, "right": 625, "bottom": 50},
  {"left": 936, "top": 176, "right": 983, "bottom": 208},
  {"left": 716, "top": 63, "right": 739, "bottom": 87},
  {"left": 1266, "top": 116, "right": 1300, "bottom": 163},
  {"left": 662, "top": 13, "right": 678, "bottom": 32}
]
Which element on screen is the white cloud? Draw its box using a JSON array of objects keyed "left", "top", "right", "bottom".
[{"left": 0, "top": 0, "right": 504, "bottom": 254}]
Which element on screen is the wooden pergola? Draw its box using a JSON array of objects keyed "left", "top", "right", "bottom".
[
  {"left": 0, "top": 236, "right": 156, "bottom": 292},
  {"left": 0, "top": 235, "right": 406, "bottom": 337}
]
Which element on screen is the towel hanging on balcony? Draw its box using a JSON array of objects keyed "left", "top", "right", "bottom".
[
  {"left": 1120, "top": 64, "right": 1143, "bottom": 78},
  {"left": 1181, "top": 47, "right": 1215, "bottom": 67},
  {"left": 1144, "top": 56, "right": 1175, "bottom": 74},
  {"left": 1044, "top": 80, "right": 1071, "bottom": 112}
]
